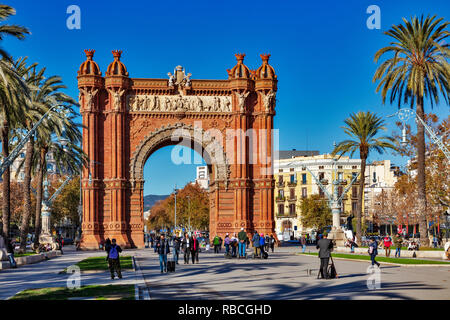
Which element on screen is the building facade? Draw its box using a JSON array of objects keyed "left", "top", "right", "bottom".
[{"left": 274, "top": 153, "right": 363, "bottom": 239}]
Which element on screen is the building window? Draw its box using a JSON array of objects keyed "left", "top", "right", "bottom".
[
  {"left": 302, "top": 187, "right": 307, "bottom": 198},
  {"left": 352, "top": 202, "right": 357, "bottom": 214},
  {"left": 352, "top": 186, "right": 357, "bottom": 198},
  {"left": 319, "top": 172, "right": 324, "bottom": 181},
  {"left": 282, "top": 220, "right": 291, "bottom": 232},
  {"left": 289, "top": 203, "right": 296, "bottom": 214},
  {"left": 352, "top": 172, "right": 358, "bottom": 179},
  {"left": 279, "top": 204, "right": 284, "bottom": 215},
  {"left": 338, "top": 186, "right": 343, "bottom": 197},
  {"left": 279, "top": 175, "right": 283, "bottom": 183},
  {"left": 302, "top": 173, "right": 307, "bottom": 184},
  {"left": 338, "top": 166, "right": 343, "bottom": 169},
  {"left": 290, "top": 188, "right": 295, "bottom": 199},
  {"left": 279, "top": 189, "right": 284, "bottom": 198},
  {"left": 279, "top": 169, "right": 283, "bottom": 173},
  {"left": 290, "top": 168, "right": 294, "bottom": 172},
  {"left": 338, "top": 172, "right": 343, "bottom": 181},
  {"left": 319, "top": 188, "right": 324, "bottom": 198},
  {"left": 20, "top": 153, "right": 25, "bottom": 158},
  {"left": 290, "top": 174, "right": 296, "bottom": 183},
  {"left": 352, "top": 166, "right": 357, "bottom": 169},
  {"left": 319, "top": 166, "right": 324, "bottom": 170}
]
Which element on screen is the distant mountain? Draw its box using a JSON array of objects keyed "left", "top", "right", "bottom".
[{"left": 143, "top": 194, "right": 169, "bottom": 212}]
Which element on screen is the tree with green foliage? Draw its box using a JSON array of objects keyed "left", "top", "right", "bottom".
[
  {"left": 373, "top": 15, "right": 450, "bottom": 245},
  {"left": 300, "top": 195, "right": 332, "bottom": 232},
  {"left": 332, "top": 111, "right": 397, "bottom": 244}
]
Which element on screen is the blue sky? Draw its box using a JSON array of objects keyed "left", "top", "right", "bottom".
[{"left": 3, "top": 0, "right": 449, "bottom": 195}]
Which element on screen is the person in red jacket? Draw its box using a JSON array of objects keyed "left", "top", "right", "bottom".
[{"left": 383, "top": 235, "right": 392, "bottom": 257}]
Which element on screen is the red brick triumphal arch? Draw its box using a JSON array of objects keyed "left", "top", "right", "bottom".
[{"left": 77, "top": 50, "right": 278, "bottom": 249}]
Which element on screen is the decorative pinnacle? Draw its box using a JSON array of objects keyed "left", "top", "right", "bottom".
[
  {"left": 260, "top": 53, "right": 271, "bottom": 63},
  {"left": 84, "top": 49, "right": 95, "bottom": 60},
  {"left": 235, "top": 53, "right": 246, "bottom": 62},
  {"left": 112, "top": 50, "right": 123, "bottom": 60}
]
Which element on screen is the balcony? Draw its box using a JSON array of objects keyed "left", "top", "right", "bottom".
[
  {"left": 287, "top": 181, "right": 297, "bottom": 187},
  {"left": 276, "top": 196, "right": 285, "bottom": 202},
  {"left": 288, "top": 196, "right": 297, "bottom": 202},
  {"left": 339, "top": 179, "right": 347, "bottom": 185},
  {"left": 276, "top": 213, "right": 297, "bottom": 219},
  {"left": 320, "top": 179, "right": 328, "bottom": 185},
  {"left": 276, "top": 181, "right": 285, "bottom": 188}
]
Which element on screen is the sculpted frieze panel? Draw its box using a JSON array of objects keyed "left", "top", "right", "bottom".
[{"left": 127, "top": 94, "right": 232, "bottom": 113}]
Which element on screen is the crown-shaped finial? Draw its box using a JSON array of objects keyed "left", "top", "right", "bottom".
[
  {"left": 112, "top": 50, "right": 123, "bottom": 60},
  {"left": 235, "top": 53, "right": 246, "bottom": 62},
  {"left": 84, "top": 49, "right": 95, "bottom": 60},
  {"left": 260, "top": 53, "right": 271, "bottom": 63}
]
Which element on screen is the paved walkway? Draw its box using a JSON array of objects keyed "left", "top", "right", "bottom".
[
  {"left": 137, "top": 246, "right": 450, "bottom": 300},
  {"left": 0, "top": 246, "right": 139, "bottom": 300}
]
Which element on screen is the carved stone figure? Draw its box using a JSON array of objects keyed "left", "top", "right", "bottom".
[
  {"left": 108, "top": 88, "right": 125, "bottom": 111},
  {"left": 261, "top": 90, "right": 275, "bottom": 112},
  {"left": 168, "top": 72, "right": 175, "bottom": 87},
  {"left": 82, "top": 88, "right": 98, "bottom": 110},
  {"left": 235, "top": 91, "right": 250, "bottom": 113}
]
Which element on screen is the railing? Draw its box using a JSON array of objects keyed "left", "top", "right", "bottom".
[
  {"left": 287, "top": 181, "right": 297, "bottom": 187},
  {"left": 288, "top": 196, "right": 297, "bottom": 202},
  {"left": 276, "top": 196, "right": 285, "bottom": 202},
  {"left": 277, "top": 181, "right": 285, "bottom": 188}
]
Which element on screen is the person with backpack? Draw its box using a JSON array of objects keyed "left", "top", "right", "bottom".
[
  {"left": 259, "top": 233, "right": 266, "bottom": 258},
  {"left": 156, "top": 234, "right": 170, "bottom": 273},
  {"left": 230, "top": 233, "right": 238, "bottom": 257},
  {"left": 181, "top": 232, "right": 191, "bottom": 264},
  {"left": 252, "top": 231, "right": 260, "bottom": 258},
  {"left": 369, "top": 237, "right": 380, "bottom": 268},
  {"left": 213, "top": 235, "right": 220, "bottom": 253},
  {"left": 107, "top": 239, "right": 123, "bottom": 279},
  {"left": 264, "top": 234, "right": 270, "bottom": 252}
]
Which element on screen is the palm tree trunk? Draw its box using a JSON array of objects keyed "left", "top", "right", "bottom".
[
  {"left": 416, "top": 98, "right": 428, "bottom": 246},
  {"left": 1, "top": 119, "right": 10, "bottom": 238},
  {"left": 356, "top": 156, "right": 367, "bottom": 244},
  {"left": 19, "top": 138, "right": 34, "bottom": 251},
  {"left": 33, "top": 147, "right": 46, "bottom": 247}
]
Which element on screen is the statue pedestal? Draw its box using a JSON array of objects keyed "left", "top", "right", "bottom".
[
  {"left": 39, "top": 233, "right": 58, "bottom": 250},
  {"left": 328, "top": 227, "right": 346, "bottom": 247},
  {"left": 0, "top": 235, "right": 8, "bottom": 261}
]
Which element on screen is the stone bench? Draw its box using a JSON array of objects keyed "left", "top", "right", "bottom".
[{"left": 0, "top": 250, "right": 61, "bottom": 269}]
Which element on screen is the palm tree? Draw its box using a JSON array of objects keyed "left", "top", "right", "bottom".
[
  {"left": 32, "top": 105, "right": 85, "bottom": 246},
  {"left": 0, "top": 4, "right": 30, "bottom": 238},
  {"left": 332, "top": 111, "right": 397, "bottom": 244},
  {"left": 373, "top": 15, "right": 450, "bottom": 245}
]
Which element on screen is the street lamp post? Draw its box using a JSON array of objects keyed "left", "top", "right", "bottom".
[{"left": 174, "top": 185, "right": 178, "bottom": 233}]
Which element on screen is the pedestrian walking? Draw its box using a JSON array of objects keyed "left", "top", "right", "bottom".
[
  {"left": 104, "top": 238, "right": 111, "bottom": 259},
  {"left": 156, "top": 234, "right": 170, "bottom": 273},
  {"left": 190, "top": 234, "right": 200, "bottom": 264},
  {"left": 383, "top": 234, "right": 392, "bottom": 257},
  {"left": 213, "top": 235, "right": 220, "bottom": 253},
  {"left": 300, "top": 235, "right": 307, "bottom": 253},
  {"left": 150, "top": 234, "right": 154, "bottom": 248},
  {"left": 231, "top": 233, "right": 238, "bottom": 257},
  {"left": 219, "top": 236, "right": 223, "bottom": 252},
  {"left": 369, "top": 237, "right": 380, "bottom": 268},
  {"left": 394, "top": 233, "right": 403, "bottom": 258},
  {"left": 173, "top": 235, "right": 181, "bottom": 264},
  {"left": 56, "top": 235, "right": 64, "bottom": 255},
  {"left": 107, "top": 239, "right": 123, "bottom": 279},
  {"left": 316, "top": 233, "right": 333, "bottom": 279},
  {"left": 224, "top": 233, "right": 231, "bottom": 256},
  {"left": 264, "top": 234, "right": 270, "bottom": 252},
  {"left": 237, "top": 227, "right": 247, "bottom": 258},
  {"left": 252, "top": 231, "right": 260, "bottom": 258},
  {"left": 6, "top": 238, "right": 17, "bottom": 268},
  {"left": 259, "top": 233, "right": 266, "bottom": 258},
  {"left": 270, "top": 234, "right": 275, "bottom": 253},
  {"left": 181, "top": 232, "right": 191, "bottom": 264}
]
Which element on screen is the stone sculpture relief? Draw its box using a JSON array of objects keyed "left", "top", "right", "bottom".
[
  {"left": 127, "top": 94, "right": 232, "bottom": 113},
  {"left": 235, "top": 91, "right": 250, "bottom": 113},
  {"left": 107, "top": 88, "right": 125, "bottom": 111},
  {"left": 80, "top": 88, "right": 98, "bottom": 110},
  {"left": 260, "top": 89, "right": 276, "bottom": 112}
]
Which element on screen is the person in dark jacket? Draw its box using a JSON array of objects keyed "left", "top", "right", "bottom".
[
  {"left": 6, "top": 238, "right": 17, "bottom": 268},
  {"left": 269, "top": 234, "right": 276, "bottom": 253},
  {"left": 156, "top": 234, "right": 170, "bottom": 273},
  {"left": 369, "top": 237, "right": 380, "bottom": 268},
  {"left": 252, "top": 231, "right": 260, "bottom": 258},
  {"left": 316, "top": 233, "right": 333, "bottom": 279},
  {"left": 237, "top": 228, "right": 247, "bottom": 258},
  {"left": 190, "top": 235, "right": 200, "bottom": 264},
  {"left": 181, "top": 233, "right": 191, "bottom": 264},
  {"left": 172, "top": 235, "right": 181, "bottom": 264},
  {"left": 107, "top": 239, "right": 122, "bottom": 279},
  {"left": 104, "top": 238, "right": 111, "bottom": 260}
]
